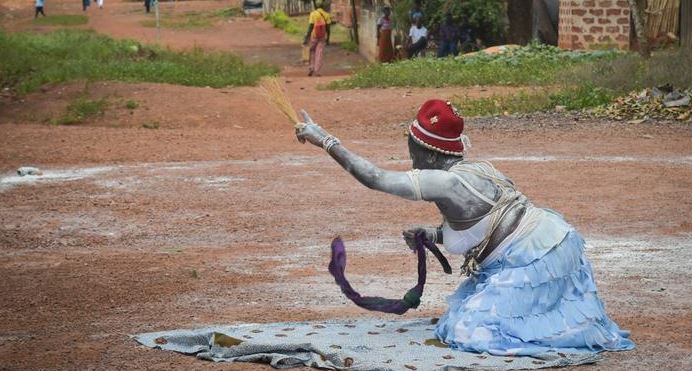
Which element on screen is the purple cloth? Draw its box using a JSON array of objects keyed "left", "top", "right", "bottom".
[{"left": 328, "top": 234, "right": 429, "bottom": 315}]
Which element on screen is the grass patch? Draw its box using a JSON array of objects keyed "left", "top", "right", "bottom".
[
  {"left": 265, "top": 11, "right": 356, "bottom": 51},
  {"left": 559, "top": 49, "right": 692, "bottom": 95},
  {"left": 330, "top": 43, "right": 619, "bottom": 89},
  {"left": 454, "top": 86, "right": 617, "bottom": 117},
  {"left": 455, "top": 90, "right": 553, "bottom": 117},
  {"left": 0, "top": 29, "right": 278, "bottom": 95},
  {"left": 265, "top": 11, "right": 305, "bottom": 37},
  {"left": 33, "top": 14, "right": 88, "bottom": 26},
  {"left": 125, "top": 99, "right": 139, "bottom": 109},
  {"left": 53, "top": 96, "right": 108, "bottom": 125},
  {"left": 340, "top": 39, "right": 359, "bottom": 53},
  {"left": 140, "top": 7, "right": 243, "bottom": 29},
  {"left": 333, "top": 41, "right": 691, "bottom": 115}
]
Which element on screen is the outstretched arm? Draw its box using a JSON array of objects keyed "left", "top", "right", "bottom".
[
  {"left": 295, "top": 111, "right": 459, "bottom": 203},
  {"left": 296, "top": 112, "right": 418, "bottom": 200}
]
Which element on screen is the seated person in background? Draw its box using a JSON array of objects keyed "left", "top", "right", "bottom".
[
  {"left": 437, "top": 12, "right": 460, "bottom": 58},
  {"left": 408, "top": 15, "right": 428, "bottom": 58}
]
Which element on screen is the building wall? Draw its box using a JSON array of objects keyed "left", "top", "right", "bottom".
[
  {"left": 558, "top": 0, "right": 631, "bottom": 50},
  {"left": 357, "top": 1, "right": 383, "bottom": 62}
]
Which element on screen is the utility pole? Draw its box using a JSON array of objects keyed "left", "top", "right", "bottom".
[{"left": 350, "top": 0, "right": 359, "bottom": 44}]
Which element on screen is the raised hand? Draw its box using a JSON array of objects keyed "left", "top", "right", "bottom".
[{"left": 295, "top": 110, "right": 330, "bottom": 147}]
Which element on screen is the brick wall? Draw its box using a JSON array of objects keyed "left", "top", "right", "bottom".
[{"left": 558, "top": 0, "right": 631, "bottom": 50}]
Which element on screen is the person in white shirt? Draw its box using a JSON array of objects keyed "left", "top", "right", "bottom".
[
  {"left": 35, "top": 0, "right": 46, "bottom": 18},
  {"left": 408, "top": 15, "right": 428, "bottom": 58}
]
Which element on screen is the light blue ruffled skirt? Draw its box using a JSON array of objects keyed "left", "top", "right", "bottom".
[{"left": 435, "top": 208, "right": 635, "bottom": 356}]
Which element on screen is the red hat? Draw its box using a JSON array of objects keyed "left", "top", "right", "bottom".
[{"left": 409, "top": 99, "right": 470, "bottom": 156}]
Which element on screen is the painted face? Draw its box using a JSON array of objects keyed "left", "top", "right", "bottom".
[{"left": 408, "top": 137, "right": 432, "bottom": 170}]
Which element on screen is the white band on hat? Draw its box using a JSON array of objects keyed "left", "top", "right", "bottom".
[
  {"left": 409, "top": 121, "right": 471, "bottom": 156},
  {"left": 412, "top": 120, "right": 463, "bottom": 142}
]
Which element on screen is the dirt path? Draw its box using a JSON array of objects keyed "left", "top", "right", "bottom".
[{"left": 1, "top": 1, "right": 692, "bottom": 370}]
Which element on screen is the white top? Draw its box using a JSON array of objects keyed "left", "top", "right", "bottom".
[
  {"left": 442, "top": 215, "right": 492, "bottom": 255},
  {"left": 409, "top": 25, "right": 428, "bottom": 44}
]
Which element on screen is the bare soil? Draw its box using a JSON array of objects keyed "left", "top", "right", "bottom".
[{"left": 1, "top": 1, "right": 691, "bottom": 370}]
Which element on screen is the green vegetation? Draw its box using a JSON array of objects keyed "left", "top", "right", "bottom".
[
  {"left": 561, "top": 49, "right": 692, "bottom": 95},
  {"left": 266, "top": 11, "right": 306, "bottom": 37},
  {"left": 340, "top": 39, "right": 359, "bottom": 53},
  {"left": 331, "top": 42, "right": 691, "bottom": 116},
  {"left": 330, "top": 43, "right": 619, "bottom": 89},
  {"left": 53, "top": 96, "right": 108, "bottom": 125},
  {"left": 455, "top": 90, "right": 553, "bottom": 117},
  {"left": 125, "top": 99, "right": 139, "bottom": 109},
  {"left": 140, "top": 6, "right": 244, "bottom": 29},
  {"left": 392, "top": 0, "right": 506, "bottom": 44},
  {"left": 265, "top": 11, "right": 357, "bottom": 52},
  {"left": 33, "top": 14, "right": 88, "bottom": 27},
  {"left": 455, "top": 86, "right": 615, "bottom": 117},
  {"left": 0, "top": 29, "right": 278, "bottom": 95}
]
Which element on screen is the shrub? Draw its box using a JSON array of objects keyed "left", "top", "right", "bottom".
[
  {"left": 392, "top": 0, "right": 506, "bottom": 45},
  {"left": 53, "top": 96, "right": 108, "bottom": 125},
  {"left": 329, "top": 43, "right": 619, "bottom": 89}
]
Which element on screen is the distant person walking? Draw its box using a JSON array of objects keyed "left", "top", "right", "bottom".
[
  {"left": 144, "top": 0, "right": 151, "bottom": 13},
  {"left": 35, "top": 0, "right": 46, "bottom": 18},
  {"left": 376, "top": 6, "right": 394, "bottom": 63},
  {"left": 96, "top": 0, "right": 103, "bottom": 9},
  {"left": 303, "top": 0, "right": 331, "bottom": 77},
  {"left": 407, "top": 15, "right": 428, "bottom": 58},
  {"left": 82, "top": 0, "right": 90, "bottom": 11}
]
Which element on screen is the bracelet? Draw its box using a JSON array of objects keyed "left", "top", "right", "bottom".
[
  {"left": 321, "top": 135, "right": 341, "bottom": 154},
  {"left": 422, "top": 227, "right": 437, "bottom": 244}
]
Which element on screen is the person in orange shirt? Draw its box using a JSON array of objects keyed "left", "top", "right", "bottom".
[{"left": 303, "top": 0, "right": 331, "bottom": 77}]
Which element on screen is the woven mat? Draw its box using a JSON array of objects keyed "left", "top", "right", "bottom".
[{"left": 134, "top": 317, "right": 600, "bottom": 370}]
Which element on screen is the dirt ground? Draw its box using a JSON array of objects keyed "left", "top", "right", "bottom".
[{"left": 1, "top": 1, "right": 691, "bottom": 370}]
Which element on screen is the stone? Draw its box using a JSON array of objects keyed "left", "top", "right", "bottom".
[{"left": 17, "top": 167, "right": 42, "bottom": 176}]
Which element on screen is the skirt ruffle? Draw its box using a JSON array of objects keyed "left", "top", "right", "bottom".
[{"left": 435, "top": 209, "right": 635, "bottom": 356}]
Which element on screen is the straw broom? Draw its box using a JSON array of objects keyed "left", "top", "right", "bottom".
[{"left": 259, "top": 76, "right": 306, "bottom": 129}]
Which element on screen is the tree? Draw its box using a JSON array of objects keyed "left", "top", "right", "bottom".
[
  {"left": 391, "top": 0, "right": 507, "bottom": 46},
  {"left": 628, "top": 0, "right": 650, "bottom": 58}
]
